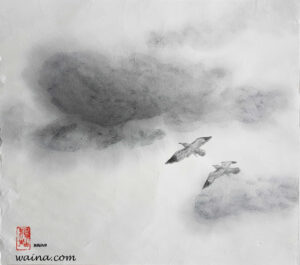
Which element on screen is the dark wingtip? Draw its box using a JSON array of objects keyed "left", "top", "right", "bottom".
[
  {"left": 202, "top": 180, "right": 211, "bottom": 189},
  {"left": 165, "top": 155, "right": 178, "bottom": 164},
  {"left": 203, "top": 136, "right": 212, "bottom": 141}
]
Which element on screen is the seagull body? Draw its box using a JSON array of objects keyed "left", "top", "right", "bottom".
[
  {"left": 165, "top": 136, "right": 212, "bottom": 164},
  {"left": 202, "top": 161, "right": 240, "bottom": 189}
]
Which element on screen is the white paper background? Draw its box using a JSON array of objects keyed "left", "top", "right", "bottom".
[{"left": 0, "top": 0, "right": 299, "bottom": 264}]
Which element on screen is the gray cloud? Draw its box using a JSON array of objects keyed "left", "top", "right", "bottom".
[
  {"left": 123, "top": 128, "right": 165, "bottom": 147},
  {"left": 146, "top": 20, "right": 246, "bottom": 49},
  {"left": 194, "top": 176, "right": 298, "bottom": 220},
  {"left": 35, "top": 117, "right": 165, "bottom": 151},
  {"left": 23, "top": 49, "right": 287, "bottom": 151},
  {"left": 23, "top": 50, "right": 219, "bottom": 150},
  {"left": 35, "top": 118, "right": 123, "bottom": 152},
  {"left": 35, "top": 51, "right": 213, "bottom": 126},
  {"left": 234, "top": 88, "right": 285, "bottom": 123}
]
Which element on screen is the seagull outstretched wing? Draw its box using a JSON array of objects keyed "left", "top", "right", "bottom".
[
  {"left": 202, "top": 170, "right": 224, "bottom": 189},
  {"left": 165, "top": 148, "right": 193, "bottom": 164},
  {"left": 190, "top": 136, "right": 212, "bottom": 149}
]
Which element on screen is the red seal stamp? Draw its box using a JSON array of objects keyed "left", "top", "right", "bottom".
[{"left": 16, "top": 226, "right": 31, "bottom": 251}]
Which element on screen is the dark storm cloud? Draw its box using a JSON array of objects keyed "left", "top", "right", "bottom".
[
  {"left": 24, "top": 49, "right": 287, "bottom": 151},
  {"left": 24, "top": 50, "right": 220, "bottom": 150},
  {"left": 36, "top": 51, "right": 215, "bottom": 126},
  {"left": 34, "top": 51, "right": 286, "bottom": 126},
  {"left": 194, "top": 176, "right": 298, "bottom": 220}
]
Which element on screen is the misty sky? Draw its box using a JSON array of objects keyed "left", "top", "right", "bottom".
[{"left": 0, "top": 0, "right": 299, "bottom": 265}]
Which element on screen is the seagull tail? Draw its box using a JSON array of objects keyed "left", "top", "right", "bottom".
[{"left": 165, "top": 155, "right": 178, "bottom": 164}]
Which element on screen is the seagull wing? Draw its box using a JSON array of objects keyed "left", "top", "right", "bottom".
[
  {"left": 202, "top": 178, "right": 212, "bottom": 189},
  {"left": 165, "top": 148, "right": 192, "bottom": 164},
  {"left": 202, "top": 172, "right": 217, "bottom": 189},
  {"left": 179, "top": 143, "right": 189, "bottom": 148},
  {"left": 191, "top": 136, "right": 212, "bottom": 148},
  {"left": 202, "top": 169, "right": 225, "bottom": 189},
  {"left": 221, "top": 161, "right": 236, "bottom": 167},
  {"left": 190, "top": 138, "right": 206, "bottom": 148},
  {"left": 212, "top": 165, "right": 222, "bottom": 170}
]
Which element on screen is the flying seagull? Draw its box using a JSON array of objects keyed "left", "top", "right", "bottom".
[
  {"left": 202, "top": 161, "right": 240, "bottom": 189},
  {"left": 165, "top": 136, "right": 212, "bottom": 164}
]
